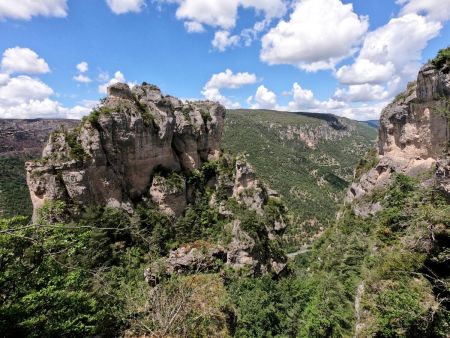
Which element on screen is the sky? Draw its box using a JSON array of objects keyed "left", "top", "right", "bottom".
[{"left": 0, "top": 0, "right": 449, "bottom": 121}]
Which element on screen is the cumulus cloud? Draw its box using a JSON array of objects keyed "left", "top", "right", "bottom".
[
  {"left": 247, "top": 85, "right": 278, "bottom": 109},
  {"left": 73, "top": 74, "right": 92, "bottom": 83},
  {"left": 1, "top": 47, "right": 50, "bottom": 74},
  {"left": 184, "top": 21, "right": 205, "bottom": 33},
  {"left": 98, "top": 71, "right": 126, "bottom": 94},
  {"left": 202, "top": 69, "right": 257, "bottom": 108},
  {"left": 336, "top": 60, "right": 395, "bottom": 85},
  {"left": 398, "top": 0, "right": 450, "bottom": 21},
  {"left": 334, "top": 84, "right": 389, "bottom": 102},
  {"left": 163, "top": 0, "right": 286, "bottom": 31},
  {"left": 0, "top": 74, "right": 91, "bottom": 119},
  {"left": 106, "top": 0, "right": 145, "bottom": 14},
  {"left": 76, "top": 62, "right": 89, "bottom": 73},
  {"left": 0, "top": 0, "right": 68, "bottom": 20},
  {"left": 287, "top": 83, "right": 346, "bottom": 111},
  {"left": 212, "top": 31, "right": 240, "bottom": 52},
  {"left": 73, "top": 62, "right": 92, "bottom": 83},
  {"left": 0, "top": 76, "right": 53, "bottom": 106},
  {"left": 336, "top": 14, "right": 441, "bottom": 87},
  {"left": 260, "top": 0, "right": 368, "bottom": 72},
  {"left": 338, "top": 102, "right": 389, "bottom": 121}
]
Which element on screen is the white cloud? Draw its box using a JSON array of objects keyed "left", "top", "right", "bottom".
[
  {"left": 0, "top": 74, "right": 92, "bottom": 119},
  {"left": 202, "top": 69, "right": 257, "bottom": 108},
  {"left": 1, "top": 47, "right": 50, "bottom": 74},
  {"left": 97, "top": 71, "right": 110, "bottom": 82},
  {"left": 203, "top": 69, "right": 257, "bottom": 90},
  {"left": 106, "top": 0, "right": 145, "bottom": 14},
  {"left": 164, "top": 0, "right": 286, "bottom": 31},
  {"left": 287, "top": 82, "right": 347, "bottom": 111},
  {"left": 184, "top": 21, "right": 205, "bottom": 33},
  {"left": 0, "top": 73, "right": 9, "bottom": 86},
  {"left": 98, "top": 71, "right": 126, "bottom": 94},
  {"left": 62, "top": 105, "right": 92, "bottom": 119},
  {"left": 336, "top": 14, "right": 441, "bottom": 86},
  {"left": 334, "top": 84, "right": 389, "bottom": 102},
  {"left": 338, "top": 102, "right": 388, "bottom": 121},
  {"left": 247, "top": 85, "right": 278, "bottom": 109},
  {"left": 0, "top": 0, "right": 68, "bottom": 20},
  {"left": 212, "top": 31, "right": 240, "bottom": 52},
  {"left": 260, "top": 0, "right": 368, "bottom": 71},
  {"left": 336, "top": 59, "right": 395, "bottom": 85},
  {"left": 76, "top": 62, "right": 89, "bottom": 73},
  {"left": 73, "top": 74, "right": 92, "bottom": 83},
  {"left": 0, "top": 76, "right": 53, "bottom": 106},
  {"left": 241, "top": 20, "right": 270, "bottom": 47},
  {"left": 398, "top": 0, "right": 450, "bottom": 21},
  {"left": 74, "top": 62, "right": 91, "bottom": 83}
]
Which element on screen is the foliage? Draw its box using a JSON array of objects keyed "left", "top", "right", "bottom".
[
  {"left": 65, "top": 131, "right": 86, "bottom": 160},
  {"left": 81, "top": 106, "right": 114, "bottom": 129},
  {"left": 200, "top": 110, "right": 212, "bottom": 124},
  {"left": 222, "top": 109, "right": 377, "bottom": 251},
  {"left": 0, "top": 157, "right": 32, "bottom": 218},
  {"left": 432, "top": 46, "right": 450, "bottom": 69},
  {"left": 354, "top": 147, "right": 379, "bottom": 180}
]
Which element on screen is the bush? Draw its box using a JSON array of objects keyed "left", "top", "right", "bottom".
[{"left": 432, "top": 46, "right": 450, "bottom": 69}]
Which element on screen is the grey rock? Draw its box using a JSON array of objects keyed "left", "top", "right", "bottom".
[{"left": 26, "top": 83, "right": 226, "bottom": 221}]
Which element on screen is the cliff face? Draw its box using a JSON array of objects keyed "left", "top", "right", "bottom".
[
  {"left": 26, "top": 83, "right": 225, "bottom": 219},
  {"left": 26, "top": 83, "right": 288, "bottom": 276},
  {"left": 348, "top": 62, "right": 450, "bottom": 203}
]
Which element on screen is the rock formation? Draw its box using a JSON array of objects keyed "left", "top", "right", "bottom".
[
  {"left": 26, "top": 83, "right": 225, "bottom": 220},
  {"left": 348, "top": 61, "right": 450, "bottom": 203},
  {"left": 26, "top": 82, "right": 288, "bottom": 277}
]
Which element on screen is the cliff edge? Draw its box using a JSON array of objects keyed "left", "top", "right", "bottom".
[
  {"left": 26, "top": 83, "right": 225, "bottom": 220},
  {"left": 348, "top": 58, "right": 450, "bottom": 205}
]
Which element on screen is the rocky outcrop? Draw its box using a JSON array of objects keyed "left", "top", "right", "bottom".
[
  {"left": 149, "top": 174, "right": 187, "bottom": 217},
  {"left": 348, "top": 62, "right": 450, "bottom": 203},
  {"left": 278, "top": 117, "right": 355, "bottom": 149},
  {"left": 232, "top": 160, "right": 268, "bottom": 213},
  {"left": 436, "top": 157, "right": 450, "bottom": 197},
  {"left": 144, "top": 242, "right": 227, "bottom": 286},
  {"left": 144, "top": 219, "right": 288, "bottom": 285},
  {"left": 26, "top": 83, "right": 226, "bottom": 220}
]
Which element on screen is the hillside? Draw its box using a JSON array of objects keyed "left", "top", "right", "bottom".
[
  {"left": 0, "top": 119, "right": 78, "bottom": 157},
  {"left": 1, "top": 83, "right": 291, "bottom": 337},
  {"left": 0, "top": 112, "right": 377, "bottom": 225},
  {"left": 223, "top": 109, "right": 377, "bottom": 249},
  {"left": 0, "top": 49, "right": 449, "bottom": 338},
  {"left": 0, "top": 119, "right": 78, "bottom": 218},
  {"left": 287, "top": 50, "right": 450, "bottom": 337}
]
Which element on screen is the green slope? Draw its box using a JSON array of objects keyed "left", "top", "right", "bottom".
[
  {"left": 222, "top": 109, "right": 378, "bottom": 250},
  {"left": 0, "top": 157, "right": 32, "bottom": 219}
]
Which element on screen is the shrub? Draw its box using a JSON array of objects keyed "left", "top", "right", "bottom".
[{"left": 432, "top": 46, "right": 450, "bottom": 69}]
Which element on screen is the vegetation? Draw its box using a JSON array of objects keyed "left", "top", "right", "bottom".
[
  {"left": 223, "top": 109, "right": 377, "bottom": 251},
  {"left": 200, "top": 110, "right": 212, "bottom": 124},
  {"left": 0, "top": 157, "right": 286, "bottom": 337},
  {"left": 65, "top": 131, "right": 86, "bottom": 160},
  {"left": 432, "top": 46, "right": 450, "bottom": 69},
  {"left": 81, "top": 105, "right": 114, "bottom": 129},
  {"left": 0, "top": 157, "right": 32, "bottom": 219},
  {"left": 354, "top": 147, "right": 379, "bottom": 180}
]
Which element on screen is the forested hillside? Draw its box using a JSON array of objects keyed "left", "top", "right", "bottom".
[{"left": 223, "top": 109, "right": 377, "bottom": 250}]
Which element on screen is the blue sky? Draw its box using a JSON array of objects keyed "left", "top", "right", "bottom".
[{"left": 0, "top": 0, "right": 449, "bottom": 120}]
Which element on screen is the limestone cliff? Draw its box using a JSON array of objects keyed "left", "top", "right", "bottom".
[
  {"left": 26, "top": 82, "right": 288, "bottom": 277},
  {"left": 348, "top": 61, "right": 450, "bottom": 205},
  {"left": 26, "top": 83, "right": 225, "bottom": 219}
]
